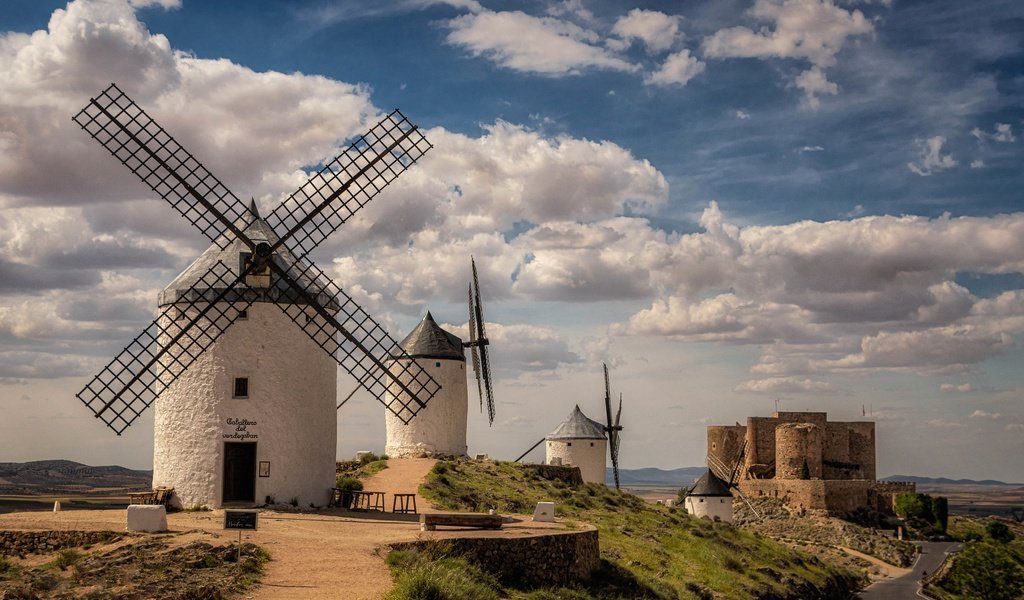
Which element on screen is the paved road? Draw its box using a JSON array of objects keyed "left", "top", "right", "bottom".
[{"left": 857, "top": 541, "right": 961, "bottom": 599}]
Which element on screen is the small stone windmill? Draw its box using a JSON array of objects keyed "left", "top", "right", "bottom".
[{"left": 72, "top": 83, "right": 440, "bottom": 508}]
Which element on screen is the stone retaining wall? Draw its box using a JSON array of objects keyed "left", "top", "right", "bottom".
[
  {"left": 0, "top": 530, "right": 122, "bottom": 556},
  {"left": 524, "top": 464, "right": 583, "bottom": 486},
  {"left": 389, "top": 528, "right": 599, "bottom": 586}
]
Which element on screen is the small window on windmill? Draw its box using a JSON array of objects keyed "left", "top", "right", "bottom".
[
  {"left": 233, "top": 377, "right": 249, "bottom": 399},
  {"left": 590, "top": 442, "right": 594, "bottom": 447},
  {"left": 240, "top": 252, "right": 271, "bottom": 288},
  {"left": 567, "top": 442, "right": 572, "bottom": 447},
  {"left": 237, "top": 308, "right": 248, "bottom": 320},
  {"left": 435, "top": 362, "right": 441, "bottom": 368}
]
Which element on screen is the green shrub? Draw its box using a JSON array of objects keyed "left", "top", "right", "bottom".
[
  {"left": 55, "top": 548, "right": 81, "bottom": 571},
  {"left": 0, "top": 555, "right": 10, "bottom": 575},
  {"left": 335, "top": 476, "right": 364, "bottom": 492},
  {"left": 940, "top": 540, "right": 1024, "bottom": 600},
  {"left": 987, "top": 521, "right": 1015, "bottom": 544}
]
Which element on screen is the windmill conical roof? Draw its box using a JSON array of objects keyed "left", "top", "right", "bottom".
[
  {"left": 393, "top": 311, "right": 465, "bottom": 361},
  {"left": 157, "top": 202, "right": 333, "bottom": 308},
  {"left": 689, "top": 469, "right": 733, "bottom": 497},
  {"left": 547, "top": 405, "right": 607, "bottom": 440}
]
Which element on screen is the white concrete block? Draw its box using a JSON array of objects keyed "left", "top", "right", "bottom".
[
  {"left": 53, "top": 501, "right": 61, "bottom": 512},
  {"left": 355, "top": 451, "right": 374, "bottom": 461},
  {"left": 126, "top": 505, "right": 168, "bottom": 532},
  {"left": 474, "top": 453, "right": 489, "bottom": 460},
  {"left": 532, "top": 501, "right": 555, "bottom": 522},
  {"left": 665, "top": 499, "right": 675, "bottom": 508}
]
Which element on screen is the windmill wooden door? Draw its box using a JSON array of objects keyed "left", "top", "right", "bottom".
[{"left": 223, "top": 442, "right": 257, "bottom": 504}]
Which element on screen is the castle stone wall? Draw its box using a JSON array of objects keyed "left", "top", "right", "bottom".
[
  {"left": 707, "top": 425, "right": 745, "bottom": 466},
  {"left": 846, "top": 421, "right": 876, "bottom": 480},
  {"left": 746, "top": 417, "right": 778, "bottom": 474},
  {"left": 775, "top": 422, "right": 823, "bottom": 480},
  {"left": 740, "top": 479, "right": 873, "bottom": 514}
]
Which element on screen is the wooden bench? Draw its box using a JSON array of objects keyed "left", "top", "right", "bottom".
[
  {"left": 392, "top": 493, "right": 417, "bottom": 514},
  {"left": 421, "top": 512, "right": 503, "bottom": 531},
  {"left": 129, "top": 487, "right": 174, "bottom": 506},
  {"left": 351, "top": 491, "right": 385, "bottom": 512}
]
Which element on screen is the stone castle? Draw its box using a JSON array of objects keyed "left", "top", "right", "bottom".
[{"left": 707, "top": 411, "right": 913, "bottom": 515}]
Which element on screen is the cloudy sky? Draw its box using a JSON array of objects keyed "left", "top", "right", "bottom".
[{"left": 1, "top": 0, "right": 1022, "bottom": 480}]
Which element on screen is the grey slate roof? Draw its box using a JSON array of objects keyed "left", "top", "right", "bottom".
[
  {"left": 393, "top": 312, "right": 465, "bottom": 361},
  {"left": 547, "top": 405, "right": 607, "bottom": 440},
  {"left": 157, "top": 202, "right": 334, "bottom": 308},
  {"left": 688, "top": 469, "right": 733, "bottom": 497}
]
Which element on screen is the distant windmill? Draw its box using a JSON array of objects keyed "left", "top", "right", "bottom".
[
  {"left": 465, "top": 257, "right": 496, "bottom": 425},
  {"left": 71, "top": 83, "right": 440, "bottom": 508},
  {"left": 515, "top": 363, "right": 623, "bottom": 489},
  {"left": 382, "top": 256, "right": 498, "bottom": 456},
  {"left": 706, "top": 439, "right": 761, "bottom": 520}
]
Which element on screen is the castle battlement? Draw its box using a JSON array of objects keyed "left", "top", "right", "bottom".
[{"left": 707, "top": 411, "right": 905, "bottom": 515}]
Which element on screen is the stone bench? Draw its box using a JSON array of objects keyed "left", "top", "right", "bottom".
[{"left": 421, "top": 512, "right": 503, "bottom": 531}]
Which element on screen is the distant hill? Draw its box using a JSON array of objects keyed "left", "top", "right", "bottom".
[
  {"left": 882, "top": 475, "right": 1020, "bottom": 486},
  {"left": 0, "top": 460, "right": 152, "bottom": 495},
  {"left": 607, "top": 466, "right": 705, "bottom": 486}
]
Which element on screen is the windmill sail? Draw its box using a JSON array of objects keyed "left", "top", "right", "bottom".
[
  {"left": 602, "top": 363, "right": 623, "bottom": 490},
  {"left": 464, "top": 257, "right": 495, "bottom": 425},
  {"left": 73, "top": 83, "right": 439, "bottom": 434}
]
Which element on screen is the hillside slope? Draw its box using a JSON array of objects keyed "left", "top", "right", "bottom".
[
  {"left": 417, "top": 459, "right": 863, "bottom": 600},
  {"left": 0, "top": 460, "right": 151, "bottom": 494}
]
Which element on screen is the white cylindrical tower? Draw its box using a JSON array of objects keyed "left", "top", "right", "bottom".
[
  {"left": 152, "top": 206, "right": 337, "bottom": 509},
  {"left": 684, "top": 469, "right": 734, "bottom": 523},
  {"left": 385, "top": 312, "right": 468, "bottom": 457},
  {"left": 545, "top": 405, "right": 607, "bottom": 484}
]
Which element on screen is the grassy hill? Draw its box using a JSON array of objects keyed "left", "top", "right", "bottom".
[
  {"left": 0, "top": 460, "right": 151, "bottom": 495},
  {"left": 403, "top": 459, "right": 863, "bottom": 599}
]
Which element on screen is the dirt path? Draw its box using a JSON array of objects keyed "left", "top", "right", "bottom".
[
  {"left": 838, "top": 545, "right": 911, "bottom": 579},
  {"left": 359, "top": 458, "right": 438, "bottom": 514}
]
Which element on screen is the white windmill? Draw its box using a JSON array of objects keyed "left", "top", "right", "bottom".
[
  {"left": 72, "top": 83, "right": 439, "bottom": 508},
  {"left": 383, "top": 258, "right": 496, "bottom": 457}
]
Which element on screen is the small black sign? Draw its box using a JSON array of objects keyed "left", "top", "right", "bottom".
[{"left": 224, "top": 509, "right": 259, "bottom": 530}]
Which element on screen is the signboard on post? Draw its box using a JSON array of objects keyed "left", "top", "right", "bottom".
[{"left": 224, "top": 509, "right": 259, "bottom": 530}]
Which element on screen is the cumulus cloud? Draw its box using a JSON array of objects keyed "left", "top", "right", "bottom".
[
  {"left": 973, "top": 123, "right": 1016, "bottom": 143},
  {"left": 702, "top": 0, "right": 872, "bottom": 106},
  {"left": 614, "top": 204, "right": 1024, "bottom": 381},
  {"left": 611, "top": 9, "right": 681, "bottom": 53},
  {"left": 940, "top": 383, "right": 974, "bottom": 393},
  {"left": 644, "top": 49, "right": 705, "bottom": 87},
  {"left": 445, "top": 10, "right": 636, "bottom": 75},
  {"left": 734, "top": 377, "right": 837, "bottom": 394},
  {"left": 907, "top": 136, "right": 957, "bottom": 176},
  {"left": 0, "top": 0, "right": 670, "bottom": 382}
]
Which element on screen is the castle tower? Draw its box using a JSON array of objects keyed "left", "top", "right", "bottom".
[
  {"left": 684, "top": 469, "right": 734, "bottom": 523},
  {"left": 152, "top": 203, "right": 337, "bottom": 509},
  {"left": 384, "top": 312, "right": 469, "bottom": 457},
  {"left": 545, "top": 405, "right": 607, "bottom": 484}
]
